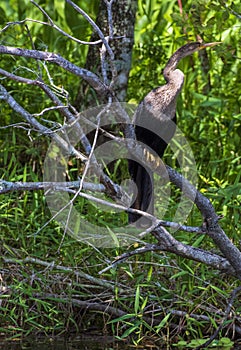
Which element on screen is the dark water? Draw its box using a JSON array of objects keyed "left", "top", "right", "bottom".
[
  {"left": 0, "top": 336, "right": 130, "bottom": 350},
  {"left": 1, "top": 337, "right": 241, "bottom": 350}
]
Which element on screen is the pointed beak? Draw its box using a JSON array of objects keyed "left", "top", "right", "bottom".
[{"left": 198, "top": 42, "right": 222, "bottom": 50}]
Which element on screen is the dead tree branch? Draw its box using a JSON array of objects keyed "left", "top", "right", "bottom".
[{"left": 0, "top": 46, "right": 109, "bottom": 95}]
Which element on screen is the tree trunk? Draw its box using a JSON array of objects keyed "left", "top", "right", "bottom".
[{"left": 74, "top": 0, "right": 137, "bottom": 108}]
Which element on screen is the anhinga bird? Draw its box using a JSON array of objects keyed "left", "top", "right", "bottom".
[{"left": 128, "top": 41, "right": 219, "bottom": 225}]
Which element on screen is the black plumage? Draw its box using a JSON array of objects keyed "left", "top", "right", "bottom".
[{"left": 128, "top": 42, "right": 219, "bottom": 225}]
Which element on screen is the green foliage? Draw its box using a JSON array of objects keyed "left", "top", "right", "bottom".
[
  {"left": 0, "top": 0, "right": 241, "bottom": 345},
  {"left": 174, "top": 336, "right": 234, "bottom": 349}
]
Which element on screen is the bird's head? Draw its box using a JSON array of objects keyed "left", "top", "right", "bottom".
[
  {"left": 180, "top": 41, "right": 221, "bottom": 58},
  {"left": 163, "top": 41, "right": 221, "bottom": 82}
]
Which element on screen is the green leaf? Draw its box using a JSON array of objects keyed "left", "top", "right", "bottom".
[
  {"left": 134, "top": 285, "right": 140, "bottom": 314},
  {"left": 155, "top": 313, "right": 171, "bottom": 331}
]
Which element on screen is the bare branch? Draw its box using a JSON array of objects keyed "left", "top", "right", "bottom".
[
  {"left": 195, "top": 285, "right": 241, "bottom": 349},
  {"left": 166, "top": 165, "right": 215, "bottom": 219},
  {"left": 166, "top": 165, "right": 241, "bottom": 278},
  {"left": 104, "top": 0, "right": 115, "bottom": 39},
  {"left": 29, "top": 1, "right": 107, "bottom": 45},
  {"left": 3, "top": 256, "right": 120, "bottom": 291},
  {"left": 64, "top": 0, "right": 115, "bottom": 60},
  {"left": 0, "top": 83, "right": 87, "bottom": 162},
  {"left": 0, "top": 179, "right": 105, "bottom": 194},
  {"left": 64, "top": 0, "right": 118, "bottom": 84},
  {"left": 152, "top": 226, "right": 234, "bottom": 274},
  {"left": 1, "top": 17, "right": 122, "bottom": 47},
  {"left": 99, "top": 238, "right": 234, "bottom": 276},
  {"left": 0, "top": 46, "right": 109, "bottom": 95},
  {"left": 0, "top": 67, "right": 95, "bottom": 155},
  {"left": 0, "top": 79, "right": 131, "bottom": 206}
]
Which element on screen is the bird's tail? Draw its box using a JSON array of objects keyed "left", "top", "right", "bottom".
[{"left": 128, "top": 160, "right": 154, "bottom": 226}]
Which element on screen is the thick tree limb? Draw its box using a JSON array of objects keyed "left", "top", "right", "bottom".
[
  {"left": 166, "top": 166, "right": 241, "bottom": 278},
  {"left": 99, "top": 242, "right": 234, "bottom": 276},
  {"left": 0, "top": 179, "right": 105, "bottom": 194}
]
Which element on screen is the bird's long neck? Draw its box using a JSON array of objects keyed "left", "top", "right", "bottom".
[
  {"left": 163, "top": 51, "right": 182, "bottom": 82},
  {"left": 163, "top": 44, "right": 194, "bottom": 82}
]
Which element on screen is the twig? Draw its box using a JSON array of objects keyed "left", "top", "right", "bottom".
[
  {"left": 99, "top": 244, "right": 162, "bottom": 274},
  {"left": 64, "top": 0, "right": 118, "bottom": 84},
  {"left": 195, "top": 285, "right": 241, "bottom": 349},
  {"left": 1, "top": 19, "right": 105, "bottom": 46},
  {"left": 104, "top": 0, "right": 115, "bottom": 39},
  {"left": 0, "top": 178, "right": 210, "bottom": 236},
  {"left": 30, "top": 1, "right": 109, "bottom": 46},
  {"left": 100, "top": 38, "right": 109, "bottom": 86},
  {"left": 3, "top": 256, "right": 125, "bottom": 292},
  {"left": 64, "top": 0, "right": 114, "bottom": 61},
  {"left": 35, "top": 292, "right": 127, "bottom": 318},
  {"left": 58, "top": 103, "right": 107, "bottom": 249}
]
